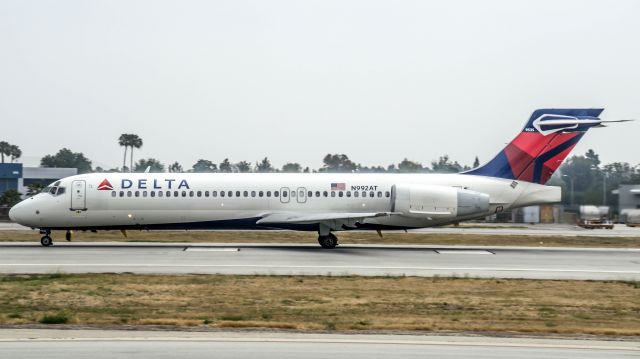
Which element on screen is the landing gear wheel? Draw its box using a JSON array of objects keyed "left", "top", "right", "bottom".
[
  {"left": 40, "top": 235, "right": 53, "bottom": 247},
  {"left": 65, "top": 231, "right": 72, "bottom": 241},
  {"left": 318, "top": 233, "right": 338, "bottom": 249}
]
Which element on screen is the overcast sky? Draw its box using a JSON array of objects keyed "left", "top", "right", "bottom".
[{"left": 0, "top": 0, "right": 638, "bottom": 171}]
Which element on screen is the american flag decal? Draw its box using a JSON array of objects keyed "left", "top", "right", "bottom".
[{"left": 331, "top": 182, "right": 345, "bottom": 191}]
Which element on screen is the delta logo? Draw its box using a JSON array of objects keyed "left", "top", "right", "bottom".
[
  {"left": 97, "top": 179, "right": 114, "bottom": 191},
  {"left": 97, "top": 178, "right": 190, "bottom": 190}
]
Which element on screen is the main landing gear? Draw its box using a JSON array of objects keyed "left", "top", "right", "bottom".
[{"left": 317, "top": 233, "right": 338, "bottom": 249}]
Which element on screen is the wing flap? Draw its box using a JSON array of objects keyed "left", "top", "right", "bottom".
[{"left": 256, "top": 212, "right": 392, "bottom": 225}]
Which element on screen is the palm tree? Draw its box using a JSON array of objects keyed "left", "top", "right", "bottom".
[
  {"left": 0, "top": 141, "right": 10, "bottom": 163},
  {"left": 9, "top": 145, "right": 21, "bottom": 163},
  {"left": 117, "top": 134, "right": 143, "bottom": 173},
  {"left": 129, "top": 135, "right": 143, "bottom": 172},
  {"left": 118, "top": 134, "right": 129, "bottom": 171}
]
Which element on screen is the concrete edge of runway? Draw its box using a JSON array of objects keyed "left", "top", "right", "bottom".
[
  {"left": 1, "top": 241, "right": 639, "bottom": 252},
  {"left": 0, "top": 329, "right": 638, "bottom": 351}
]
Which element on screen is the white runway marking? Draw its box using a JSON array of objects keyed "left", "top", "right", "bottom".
[
  {"left": 435, "top": 250, "right": 494, "bottom": 255},
  {"left": 184, "top": 247, "right": 239, "bottom": 252}
]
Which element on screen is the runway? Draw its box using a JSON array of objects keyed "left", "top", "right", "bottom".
[
  {"left": 1, "top": 242, "right": 638, "bottom": 280},
  {"left": 2, "top": 222, "right": 640, "bottom": 236},
  {"left": 0, "top": 330, "right": 638, "bottom": 359}
]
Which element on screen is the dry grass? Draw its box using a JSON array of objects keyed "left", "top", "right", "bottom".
[
  {"left": 0, "top": 274, "right": 639, "bottom": 336},
  {"left": 0, "top": 229, "right": 639, "bottom": 248}
]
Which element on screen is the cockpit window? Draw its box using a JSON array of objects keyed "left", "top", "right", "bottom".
[{"left": 42, "top": 185, "right": 66, "bottom": 196}]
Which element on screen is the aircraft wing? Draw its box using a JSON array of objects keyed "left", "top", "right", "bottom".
[{"left": 256, "top": 212, "right": 393, "bottom": 225}]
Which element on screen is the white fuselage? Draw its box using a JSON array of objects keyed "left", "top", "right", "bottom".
[{"left": 9, "top": 172, "right": 560, "bottom": 231}]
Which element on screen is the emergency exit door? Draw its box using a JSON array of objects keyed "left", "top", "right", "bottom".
[{"left": 70, "top": 180, "right": 87, "bottom": 211}]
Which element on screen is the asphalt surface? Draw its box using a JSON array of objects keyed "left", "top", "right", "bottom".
[
  {"left": 2, "top": 222, "right": 640, "bottom": 236},
  {"left": 0, "top": 330, "right": 638, "bottom": 359},
  {"left": 1, "top": 242, "right": 639, "bottom": 280}
]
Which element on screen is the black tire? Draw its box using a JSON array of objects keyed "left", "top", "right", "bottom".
[
  {"left": 318, "top": 233, "right": 338, "bottom": 249},
  {"left": 40, "top": 236, "right": 53, "bottom": 247},
  {"left": 65, "top": 231, "right": 72, "bottom": 241}
]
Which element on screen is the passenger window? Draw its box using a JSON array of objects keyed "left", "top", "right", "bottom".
[
  {"left": 135, "top": 191, "right": 140, "bottom": 197},
  {"left": 182, "top": 191, "right": 187, "bottom": 197},
  {"left": 281, "top": 191, "right": 286, "bottom": 197},
  {"left": 143, "top": 191, "right": 148, "bottom": 197},
  {"left": 251, "top": 191, "right": 256, "bottom": 197},
  {"left": 377, "top": 191, "right": 382, "bottom": 197},
  {"left": 197, "top": 191, "right": 202, "bottom": 197},
  {"left": 174, "top": 191, "right": 179, "bottom": 197},
  {"left": 259, "top": 191, "right": 264, "bottom": 197},
  {"left": 315, "top": 191, "right": 320, "bottom": 197},
  {"left": 274, "top": 191, "right": 279, "bottom": 197},
  {"left": 354, "top": 191, "right": 359, "bottom": 197},
  {"left": 369, "top": 191, "right": 374, "bottom": 198},
  {"left": 299, "top": 190, "right": 304, "bottom": 197},
  {"left": 111, "top": 191, "right": 116, "bottom": 197},
  {"left": 127, "top": 191, "right": 132, "bottom": 197},
  {"left": 228, "top": 191, "right": 233, "bottom": 197},
  {"left": 220, "top": 191, "right": 225, "bottom": 197},
  {"left": 338, "top": 191, "right": 344, "bottom": 197},
  {"left": 119, "top": 191, "right": 124, "bottom": 197},
  {"left": 150, "top": 191, "right": 155, "bottom": 197},
  {"left": 166, "top": 191, "right": 171, "bottom": 197},
  {"left": 291, "top": 191, "right": 296, "bottom": 198},
  {"left": 308, "top": 191, "right": 312, "bottom": 197},
  {"left": 323, "top": 191, "right": 328, "bottom": 197},
  {"left": 236, "top": 191, "right": 240, "bottom": 197},
  {"left": 205, "top": 191, "right": 209, "bottom": 197},
  {"left": 331, "top": 191, "right": 336, "bottom": 197},
  {"left": 243, "top": 191, "right": 248, "bottom": 197},
  {"left": 346, "top": 191, "right": 351, "bottom": 197},
  {"left": 212, "top": 191, "right": 217, "bottom": 197},
  {"left": 385, "top": 191, "right": 390, "bottom": 197},
  {"left": 158, "top": 191, "right": 163, "bottom": 197},
  {"left": 189, "top": 191, "right": 194, "bottom": 197},
  {"left": 266, "top": 191, "right": 271, "bottom": 197}
]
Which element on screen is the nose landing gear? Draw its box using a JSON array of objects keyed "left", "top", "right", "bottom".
[
  {"left": 40, "top": 235, "right": 53, "bottom": 247},
  {"left": 38, "top": 229, "right": 56, "bottom": 247},
  {"left": 39, "top": 230, "right": 72, "bottom": 246}
]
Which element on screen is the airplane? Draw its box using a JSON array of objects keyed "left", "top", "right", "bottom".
[{"left": 9, "top": 108, "right": 626, "bottom": 248}]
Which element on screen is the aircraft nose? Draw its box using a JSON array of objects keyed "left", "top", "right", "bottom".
[
  {"left": 8, "top": 203, "right": 19, "bottom": 222},
  {"left": 8, "top": 201, "right": 26, "bottom": 224}
]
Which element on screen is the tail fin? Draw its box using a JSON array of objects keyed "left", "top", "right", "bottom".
[{"left": 465, "top": 108, "right": 605, "bottom": 184}]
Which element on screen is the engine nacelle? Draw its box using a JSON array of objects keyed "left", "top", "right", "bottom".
[{"left": 392, "top": 184, "right": 490, "bottom": 219}]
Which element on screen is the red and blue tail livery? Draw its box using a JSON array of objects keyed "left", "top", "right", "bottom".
[{"left": 465, "top": 108, "right": 605, "bottom": 184}]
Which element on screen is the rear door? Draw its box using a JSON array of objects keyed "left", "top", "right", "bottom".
[{"left": 70, "top": 180, "right": 87, "bottom": 210}]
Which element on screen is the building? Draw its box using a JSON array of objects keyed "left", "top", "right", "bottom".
[
  {"left": 613, "top": 184, "right": 640, "bottom": 218},
  {"left": 0, "top": 163, "right": 77, "bottom": 198}
]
